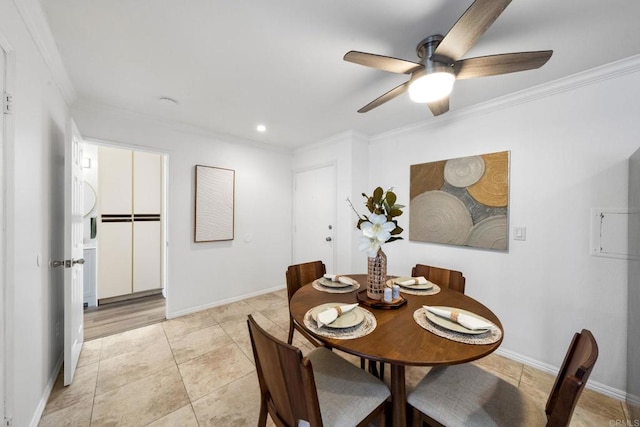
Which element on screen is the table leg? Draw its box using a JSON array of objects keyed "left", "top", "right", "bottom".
[{"left": 390, "top": 364, "right": 406, "bottom": 427}]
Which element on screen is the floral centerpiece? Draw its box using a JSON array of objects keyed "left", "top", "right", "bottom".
[{"left": 348, "top": 187, "right": 404, "bottom": 300}]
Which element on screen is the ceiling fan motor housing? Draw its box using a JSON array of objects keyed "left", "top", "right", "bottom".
[{"left": 412, "top": 35, "right": 453, "bottom": 82}]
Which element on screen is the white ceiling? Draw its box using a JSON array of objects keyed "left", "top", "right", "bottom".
[{"left": 40, "top": 0, "right": 640, "bottom": 149}]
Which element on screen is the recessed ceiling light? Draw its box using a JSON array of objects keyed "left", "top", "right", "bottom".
[{"left": 256, "top": 124, "right": 266, "bottom": 132}]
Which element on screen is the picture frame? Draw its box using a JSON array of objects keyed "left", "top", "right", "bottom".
[
  {"left": 194, "top": 165, "right": 235, "bottom": 242},
  {"left": 409, "top": 151, "right": 510, "bottom": 250}
]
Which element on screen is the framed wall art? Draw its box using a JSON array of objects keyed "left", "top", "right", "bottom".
[
  {"left": 409, "top": 151, "right": 510, "bottom": 250},
  {"left": 194, "top": 165, "right": 235, "bottom": 242}
]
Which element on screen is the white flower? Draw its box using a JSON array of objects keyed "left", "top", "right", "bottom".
[
  {"left": 360, "top": 213, "right": 395, "bottom": 243},
  {"left": 359, "top": 236, "right": 381, "bottom": 258}
]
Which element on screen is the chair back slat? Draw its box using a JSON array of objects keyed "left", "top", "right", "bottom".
[
  {"left": 545, "top": 329, "right": 598, "bottom": 426},
  {"left": 248, "top": 315, "right": 323, "bottom": 426},
  {"left": 286, "top": 261, "right": 326, "bottom": 301},
  {"left": 411, "top": 263, "right": 466, "bottom": 294}
]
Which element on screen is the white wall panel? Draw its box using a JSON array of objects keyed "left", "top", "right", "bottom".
[
  {"left": 133, "top": 151, "right": 161, "bottom": 214},
  {"left": 98, "top": 146, "right": 132, "bottom": 214},
  {"left": 97, "top": 222, "right": 133, "bottom": 299},
  {"left": 133, "top": 221, "right": 161, "bottom": 292}
]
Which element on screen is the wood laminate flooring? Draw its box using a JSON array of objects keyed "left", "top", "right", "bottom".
[{"left": 84, "top": 293, "right": 166, "bottom": 341}]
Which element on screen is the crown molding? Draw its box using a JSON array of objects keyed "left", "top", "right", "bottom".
[
  {"left": 293, "top": 130, "right": 371, "bottom": 155},
  {"left": 13, "top": 0, "right": 76, "bottom": 104},
  {"left": 371, "top": 54, "right": 640, "bottom": 143}
]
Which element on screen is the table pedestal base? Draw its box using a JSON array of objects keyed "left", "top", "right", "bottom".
[{"left": 390, "top": 364, "right": 406, "bottom": 427}]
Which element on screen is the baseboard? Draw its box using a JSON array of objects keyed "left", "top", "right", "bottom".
[
  {"left": 30, "top": 353, "right": 63, "bottom": 427},
  {"left": 495, "top": 347, "right": 627, "bottom": 402},
  {"left": 166, "top": 284, "right": 286, "bottom": 319}
]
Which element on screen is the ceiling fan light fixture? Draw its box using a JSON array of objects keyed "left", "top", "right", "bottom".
[{"left": 408, "top": 67, "right": 455, "bottom": 103}]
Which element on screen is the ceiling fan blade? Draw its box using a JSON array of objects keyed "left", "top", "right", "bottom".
[
  {"left": 344, "top": 51, "right": 423, "bottom": 74},
  {"left": 454, "top": 50, "right": 552, "bottom": 79},
  {"left": 433, "top": 0, "right": 512, "bottom": 62},
  {"left": 358, "top": 81, "right": 410, "bottom": 113},
  {"left": 428, "top": 97, "right": 450, "bottom": 116}
]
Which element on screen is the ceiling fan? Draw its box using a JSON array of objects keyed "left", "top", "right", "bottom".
[{"left": 344, "top": 0, "right": 552, "bottom": 116}]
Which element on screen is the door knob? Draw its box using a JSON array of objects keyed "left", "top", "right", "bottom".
[
  {"left": 325, "top": 237, "right": 332, "bottom": 242},
  {"left": 50, "top": 258, "right": 85, "bottom": 268}
]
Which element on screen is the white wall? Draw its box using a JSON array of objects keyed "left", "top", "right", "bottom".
[
  {"left": 0, "top": 1, "right": 71, "bottom": 425},
  {"left": 366, "top": 58, "right": 640, "bottom": 397},
  {"left": 71, "top": 105, "right": 294, "bottom": 316}
]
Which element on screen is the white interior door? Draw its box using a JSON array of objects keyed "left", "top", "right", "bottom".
[
  {"left": 293, "top": 165, "right": 335, "bottom": 272},
  {"left": 63, "top": 120, "right": 84, "bottom": 385},
  {"left": 0, "top": 41, "right": 6, "bottom": 426}
]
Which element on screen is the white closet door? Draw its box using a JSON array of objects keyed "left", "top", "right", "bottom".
[
  {"left": 133, "top": 151, "right": 161, "bottom": 214},
  {"left": 97, "top": 222, "right": 133, "bottom": 299},
  {"left": 99, "top": 146, "right": 132, "bottom": 214},
  {"left": 133, "top": 221, "right": 161, "bottom": 292}
]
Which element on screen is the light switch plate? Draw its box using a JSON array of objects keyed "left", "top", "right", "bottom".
[{"left": 513, "top": 226, "right": 526, "bottom": 241}]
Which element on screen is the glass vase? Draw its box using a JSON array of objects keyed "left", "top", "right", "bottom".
[{"left": 367, "top": 247, "right": 387, "bottom": 300}]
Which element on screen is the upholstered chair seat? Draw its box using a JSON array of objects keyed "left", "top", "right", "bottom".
[
  {"left": 408, "top": 329, "right": 598, "bottom": 427},
  {"left": 307, "top": 347, "right": 391, "bottom": 426},
  {"left": 408, "top": 364, "right": 546, "bottom": 426}
]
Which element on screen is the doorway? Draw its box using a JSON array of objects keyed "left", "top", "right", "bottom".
[
  {"left": 0, "top": 35, "right": 7, "bottom": 427},
  {"left": 0, "top": 32, "right": 15, "bottom": 424},
  {"left": 82, "top": 141, "right": 168, "bottom": 339},
  {"left": 293, "top": 164, "right": 336, "bottom": 272}
]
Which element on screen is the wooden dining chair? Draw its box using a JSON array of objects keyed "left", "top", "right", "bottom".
[
  {"left": 372, "top": 264, "right": 467, "bottom": 381},
  {"left": 247, "top": 314, "right": 390, "bottom": 427},
  {"left": 286, "top": 261, "right": 326, "bottom": 346},
  {"left": 411, "top": 263, "right": 466, "bottom": 294},
  {"left": 407, "top": 329, "right": 598, "bottom": 427}
]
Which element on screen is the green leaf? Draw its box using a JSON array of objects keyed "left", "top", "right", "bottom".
[
  {"left": 373, "top": 187, "right": 383, "bottom": 202},
  {"left": 386, "top": 191, "right": 397, "bottom": 206},
  {"left": 389, "top": 208, "right": 403, "bottom": 217},
  {"left": 391, "top": 226, "right": 403, "bottom": 235}
]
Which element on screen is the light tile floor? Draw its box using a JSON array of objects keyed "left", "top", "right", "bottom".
[{"left": 39, "top": 289, "right": 630, "bottom": 426}]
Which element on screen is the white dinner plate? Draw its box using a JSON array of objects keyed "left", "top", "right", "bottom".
[
  {"left": 316, "top": 277, "right": 354, "bottom": 288},
  {"left": 310, "top": 303, "right": 365, "bottom": 329},
  {"left": 425, "top": 306, "right": 491, "bottom": 335},
  {"left": 391, "top": 277, "right": 434, "bottom": 290}
]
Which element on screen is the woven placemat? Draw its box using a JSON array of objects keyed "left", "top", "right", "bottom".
[
  {"left": 303, "top": 307, "right": 376, "bottom": 340},
  {"left": 312, "top": 278, "right": 360, "bottom": 294},
  {"left": 413, "top": 308, "right": 502, "bottom": 345}
]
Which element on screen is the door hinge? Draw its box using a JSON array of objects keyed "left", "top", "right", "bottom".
[{"left": 3, "top": 91, "right": 13, "bottom": 114}]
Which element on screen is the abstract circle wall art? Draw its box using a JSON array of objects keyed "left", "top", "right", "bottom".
[{"left": 409, "top": 151, "right": 509, "bottom": 250}]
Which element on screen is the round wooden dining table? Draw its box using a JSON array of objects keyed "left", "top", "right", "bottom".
[{"left": 289, "top": 274, "right": 504, "bottom": 427}]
